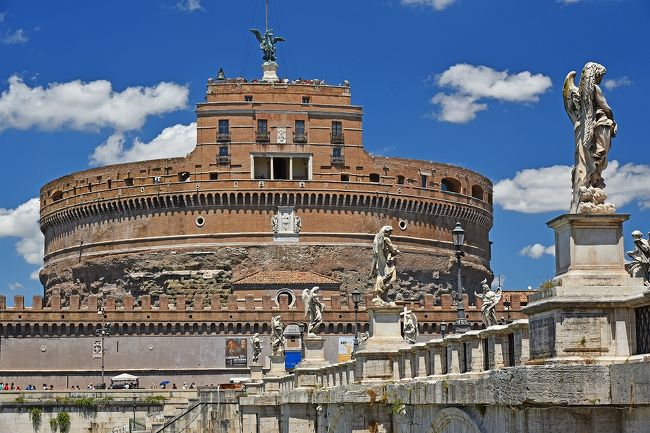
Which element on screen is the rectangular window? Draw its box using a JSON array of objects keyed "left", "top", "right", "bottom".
[
  {"left": 302, "top": 96, "right": 310, "bottom": 104},
  {"left": 218, "top": 119, "right": 229, "bottom": 134},
  {"left": 219, "top": 145, "right": 229, "bottom": 156},
  {"left": 332, "top": 121, "right": 342, "bottom": 136},
  {"left": 257, "top": 119, "right": 268, "bottom": 133},
  {"left": 244, "top": 95, "right": 253, "bottom": 102},
  {"left": 331, "top": 121, "right": 344, "bottom": 144},
  {"left": 295, "top": 120, "right": 305, "bottom": 135},
  {"left": 421, "top": 175, "right": 428, "bottom": 188},
  {"left": 294, "top": 120, "right": 307, "bottom": 143},
  {"left": 332, "top": 147, "right": 342, "bottom": 158}
]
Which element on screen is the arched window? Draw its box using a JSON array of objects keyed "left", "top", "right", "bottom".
[
  {"left": 51, "top": 191, "right": 64, "bottom": 202},
  {"left": 471, "top": 185, "right": 484, "bottom": 200},
  {"left": 369, "top": 173, "right": 380, "bottom": 183},
  {"left": 396, "top": 175, "right": 405, "bottom": 185},
  {"left": 441, "top": 178, "right": 461, "bottom": 194}
]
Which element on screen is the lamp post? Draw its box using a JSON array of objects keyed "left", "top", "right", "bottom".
[
  {"left": 298, "top": 322, "right": 306, "bottom": 360},
  {"left": 451, "top": 222, "right": 470, "bottom": 334},
  {"left": 504, "top": 296, "right": 511, "bottom": 322},
  {"left": 96, "top": 306, "right": 111, "bottom": 387},
  {"left": 131, "top": 395, "right": 137, "bottom": 433},
  {"left": 351, "top": 289, "right": 362, "bottom": 353},
  {"left": 440, "top": 323, "right": 447, "bottom": 338}
]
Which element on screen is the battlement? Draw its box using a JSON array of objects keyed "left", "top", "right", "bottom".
[{"left": 0, "top": 293, "right": 528, "bottom": 337}]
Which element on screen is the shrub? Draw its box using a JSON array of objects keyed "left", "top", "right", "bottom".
[
  {"left": 143, "top": 395, "right": 167, "bottom": 404},
  {"left": 15, "top": 396, "right": 27, "bottom": 404},
  {"left": 29, "top": 407, "right": 42, "bottom": 431},
  {"left": 55, "top": 412, "right": 71, "bottom": 433}
]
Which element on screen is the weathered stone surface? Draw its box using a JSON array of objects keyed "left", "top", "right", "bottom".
[{"left": 41, "top": 244, "right": 490, "bottom": 307}]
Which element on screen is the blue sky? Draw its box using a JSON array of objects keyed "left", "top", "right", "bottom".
[{"left": 0, "top": 0, "right": 649, "bottom": 303}]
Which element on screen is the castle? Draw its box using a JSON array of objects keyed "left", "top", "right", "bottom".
[{"left": 0, "top": 35, "right": 525, "bottom": 387}]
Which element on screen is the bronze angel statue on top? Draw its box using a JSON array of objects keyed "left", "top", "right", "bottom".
[
  {"left": 563, "top": 62, "right": 617, "bottom": 214},
  {"left": 250, "top": 28, "right": 285, "bottom": 63}
]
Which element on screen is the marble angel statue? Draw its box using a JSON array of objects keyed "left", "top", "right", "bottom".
[
  {"left": 302, "top": 286, "right": 325, "bottom": 337},
  {"left": 270, "top": 315, "right": 285, "bottom": 355},
  {"left": 250, "top": 333, "right": 263, "bottom": 364},
  {"left": 475, "top": 279, "right": 502, "bottom": 327},
  {"left": 563, "top": 62, "right": 617, "bottom": 214},
  {"left": 402, "top": 309, "right": 418, "bottom": 344},
  {"left": 370, "top": 225, "right": 400, "bottom": 306}
]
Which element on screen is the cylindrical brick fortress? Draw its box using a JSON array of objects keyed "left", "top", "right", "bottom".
[{"left": 39, "top": 78, "right": 493, "bottom": 306}]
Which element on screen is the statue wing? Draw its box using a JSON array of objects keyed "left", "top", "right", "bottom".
[
  {"left": 250, "top": 28, "right": 264, "bottom": 43},
  {"left": 272, "top": 36, "right": 285, "bottom": 43},
  {"left": 563, "top": 71, "right": 579, "bottom": 124}
]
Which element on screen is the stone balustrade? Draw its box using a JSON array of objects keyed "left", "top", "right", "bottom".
[{"left": 250, "top": 319, "right": 529, "bottom": 395}]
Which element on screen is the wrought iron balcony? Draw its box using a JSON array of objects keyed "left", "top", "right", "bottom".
[
  {"left": 293, "top": 132, "right": 307, "bottom": 144},
  {"left": 330, "top": 132, "right": 344, "bottom": 144},
  {"left": 218, "top": 154, "right": 231, "bottom": 164},
  {"left": 256, "top": 130, "right": 270, "bottom": 143},
  {"left": 331, "top": 155, "right": 345, "bottom": 165},
  {"left": 217, "top": 132, "right": 231, "bottom": 142}
]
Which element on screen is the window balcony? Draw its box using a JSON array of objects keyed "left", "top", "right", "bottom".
[
  {"left": 217, "top": 131, "right": 231, "bottom": 142},
  {"left": 331, "top": 154, "right": 345, "bottom": 165},
  {"left": 256, "top": 130, "right": 270, "bottom": 143},
  {"left": 330, "top": 132, "right": 344, "bottom": 144},
  {"left": 293, "top": 132, "right": 307, "bottom": 144},
  {"left": 218, "top": 154, "right": 231, "bottom": 164}
]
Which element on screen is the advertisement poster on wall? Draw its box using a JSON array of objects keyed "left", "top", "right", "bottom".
[
  {"left": 225, "top": 338, "right": 248, "bottom": 367},
  {"left": 338, "top": 336, "right": 355, "bottom": 362}
]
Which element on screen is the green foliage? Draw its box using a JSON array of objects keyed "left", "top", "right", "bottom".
[
  {"left": 54, "top": 396, "right": 71, "bottom": 405},
  {"left": 99, "top": 396, "right": 114, "bottom": 404},
  {"left": 73, "top": 397, "right": 96, "bottom": 408},
  {"left": 29, "top": 407, "right": 42, "bottom": 431},
  {"left": 49, "top": 417, "right": 58, "bottom": 433},
  {"left": 390, "top": 398, "right": 405, "bottom": 415},
  {"left": 143, "top": 395, "right": 168, "bottom": 404},
  {"left": 15, "top": 396, "right": 27, "bottom": 404},
  {"left": 539, "top": 279, "right": 557, "bottom": 290},
  {"left": 55, "top": 412, "right": 71, "bottom": 433}
]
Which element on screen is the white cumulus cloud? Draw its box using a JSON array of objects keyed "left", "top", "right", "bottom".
[
  {"left": 91, "top": 123, "right": 197, "bottom": 166},
  {"left": 8, "top": 282, "right": 23, "bottom": 291},
  {"left": 401, "top": 0, "right": 457, "bottom": 11},
  {"left": 0, "top": 198, "right": 43, "bottom": 266},
  {"left": 520, "top": 243, "right": 555, "bottom": 259},
  {"left": 2, "top": 28, "right": 27, "bottom": 44},
  {"left": 431, "top": 64, "right": 552, "bottom": 123},
  {"left": 0, "top": 75, "right": 188, "bottom": 132},
  {"left": 603, "top": 76, "right": 632, "bottom": 91},
  {"left": 176, "top": 0, "right": 204, "bottom": 12},
  {"left": 494, "top": 160, "right": 650, "bottom": 213}
]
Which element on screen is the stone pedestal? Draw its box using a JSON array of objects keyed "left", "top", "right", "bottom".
[
  {"left": 354, "top": 305, "right": 409, "bottom": 382},
  {"left": 250, "top": 363, "right": 263, "bottom": 381},
  {"left": 525, "top": 214, "right": 648, "bottom": 362},
  {"left": 294, "top": 336, "right": 328, "bottom": 388},
  {"left": 262, "top": 61, "right": 279, "bottom": 82},
  {"left": 267, "top": 355, "right": 287, "bottom": 377}
]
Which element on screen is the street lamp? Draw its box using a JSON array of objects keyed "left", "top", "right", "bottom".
[
  {"left": 96, "top": 306, "right": 111, "bottom": 387},
  {"left": 451, "top": 222, "right": 470, "bottom": 334},
  {"left": 131, "top": 395, "right": 137, "bottom": 433},
  {"left": 440, "top": 323, "right": 447, "bottom": 338},
  {"left": 351, "top": 289, "right": 362, "bottom": 353},
  {"left": 503, "top": 296, "right": 511, "bottom": 322}
]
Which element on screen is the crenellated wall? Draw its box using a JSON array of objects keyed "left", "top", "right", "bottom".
[{"left": 0, "top": 292, "right": 528, "bottom": 337}]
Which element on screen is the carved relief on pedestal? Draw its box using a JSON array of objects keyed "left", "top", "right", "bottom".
[{"left": 271, "top": 206, "right": 301, "bottom": 242}]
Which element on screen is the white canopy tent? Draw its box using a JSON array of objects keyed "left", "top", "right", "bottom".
[{"left": 111, "top": 373, "right": 138, "bottom": 382}]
